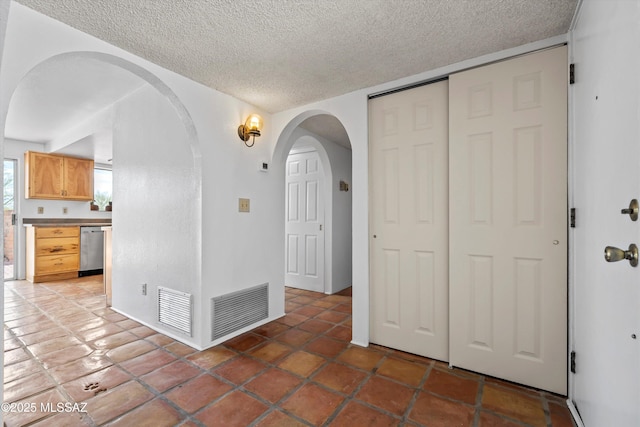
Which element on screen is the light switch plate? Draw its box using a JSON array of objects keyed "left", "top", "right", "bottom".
[{"left": 239, "top": 198, "right": 250, "bottom": 213}]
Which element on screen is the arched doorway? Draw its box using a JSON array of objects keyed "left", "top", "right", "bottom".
[
  {"left": 3, "top": 51, "right": 203, "bottom": 342},
  {"left": 275, "top": 112, "right": 353, "bottom": 296}
]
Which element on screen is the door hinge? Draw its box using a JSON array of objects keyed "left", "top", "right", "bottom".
[
  {"left": 570, "top": 208, "right": 576, "bottom": 228},
  {"left": 569, "top": 63, "right": 575, "bottom": 84},
  {"left": 570, "top": 351, "right": 576, "bottom": 373},
  {"left": 11, "top": 214, "right": 16, "bottom": 226}
]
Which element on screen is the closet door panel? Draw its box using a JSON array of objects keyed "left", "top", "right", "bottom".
[
  {"left": 449, "top": 46, "right": 568, "bottom": 394},
  {"left": 369, "top": 80, "right": 449, "bottom": 360}
]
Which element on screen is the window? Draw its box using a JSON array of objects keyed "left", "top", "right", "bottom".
[{"left": 94, "top": 168, "right": 112, "bottom": 211}]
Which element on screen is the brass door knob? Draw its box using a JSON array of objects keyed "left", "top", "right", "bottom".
[
  {"left": 621, "top": 199, "right": 639, "bottom": 221},
  {"left": 604, "top": 244, "right": 638, "bottom": 267}
]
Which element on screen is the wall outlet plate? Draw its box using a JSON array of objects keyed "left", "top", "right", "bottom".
[
  {"left": 141, "top": 283, "right": 147, "bottom": 296},
  {"left": 63, "top": 207, "right": 68, "bottom": 214},
  {"left": 37, "top": 207, "right": 44, "bottom": 214},
  {"left": 239, "top": 198, "right": 250, "bottom": 213}
]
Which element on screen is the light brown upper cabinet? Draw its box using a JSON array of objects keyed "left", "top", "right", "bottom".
[{"left": 25, "top": 151, "right": 94, "bottom": 201}]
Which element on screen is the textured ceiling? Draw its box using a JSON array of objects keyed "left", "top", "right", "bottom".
[{"left": 15, "top": 0, "right": 579, "bottom": 114}]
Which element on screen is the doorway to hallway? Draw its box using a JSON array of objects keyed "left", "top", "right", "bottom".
[{"left": 4, "top": 158, "right": 17, "bottom": 280}]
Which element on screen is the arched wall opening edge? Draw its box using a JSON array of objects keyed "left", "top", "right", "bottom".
[{"left": 273, "top": 109, "right": 353, "bottom": 298}]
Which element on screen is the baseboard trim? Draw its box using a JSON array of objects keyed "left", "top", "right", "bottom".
[{"left": 566, "top": 399, "right": 585, "bottom": 427}]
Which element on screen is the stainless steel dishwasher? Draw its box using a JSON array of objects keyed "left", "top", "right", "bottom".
[{"left": 79, "top": 226, "right": 104, "bottom": 276}]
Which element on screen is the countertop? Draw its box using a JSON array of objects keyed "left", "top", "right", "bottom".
[{"left": 23, "top": 218, "right": 112, "bottom": 227}]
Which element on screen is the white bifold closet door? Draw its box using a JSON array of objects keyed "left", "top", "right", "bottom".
[
  {"left": 369, "top": 46, "right": 567, "bottom": 394},
  {"left": 369, "top": 80, "right": 450, "bottom": 361}
]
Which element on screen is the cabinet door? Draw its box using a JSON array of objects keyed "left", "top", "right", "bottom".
[
  {"left": 64, "top": 157, "right": 94, "bottom": 200},
  {"left": 26, "top": 152, "right": 63, "bottom": 199}
]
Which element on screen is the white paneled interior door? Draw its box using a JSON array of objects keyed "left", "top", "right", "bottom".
[
  {"left": 369, "top": 80, "right": 450, "bottom": 360},
  {"left": 448, "top": 46, "right": 568, "bottom": 394},
  {"left": 572, "top": 1, "right": 640, "bottom": 423},
  {"left": 285, "top": 150, "right": 325, "bottom": 293}
]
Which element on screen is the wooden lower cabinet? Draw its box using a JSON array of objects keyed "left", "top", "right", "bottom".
[{"left": 26, "top": 226, "right": 80, "bottom": 283}]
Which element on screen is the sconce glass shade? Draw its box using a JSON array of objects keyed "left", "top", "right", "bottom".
[{"left": 238, "top": 114, "right": 264, "bottom": 147}]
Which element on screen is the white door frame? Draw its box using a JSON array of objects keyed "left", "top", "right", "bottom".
[{"left": 3, "top": 158, "right": 18, "bottom": 281}]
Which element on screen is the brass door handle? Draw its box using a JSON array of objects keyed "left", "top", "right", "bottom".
[
  {"left": 604, "top": 244, "right": 638, "bottom": 267},
  {"left": 621, "top": 199, "right": 639, "bottom": 221}
]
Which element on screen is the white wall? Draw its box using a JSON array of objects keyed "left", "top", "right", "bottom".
[
  {"left": 323, "top": 136, "right": 352, "bottom": 293},
  {"left": 46, "top": 100, "right": 115, "bottom": 155},
  {"left": 111, "top": 84, "right": 201, "bottom": 342}
]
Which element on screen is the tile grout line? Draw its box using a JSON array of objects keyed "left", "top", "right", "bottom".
[
  {"left": 472, "top": 372, "right": 485, "bottom": 426},
  {"left": 239, "top": 293, "right": 358, "bottom": 426},
  {"left": 239, "top": 317, "right": 351, "bottom": 426},
  {"left": 3, "top": 284, "right": 100, "bottom": 426},
  {"left": 51, "top": 280, "right": 217, "bottom": 427},
  {"left": 5, "top": 280, "right": 195, "bottom": 426},
  {"left": 100, "top": 290, "right": 349, "bottom": 426},
  {"left": 401, "top": 357, "right": 435, "bottom": 425},
  {"left": 31, "top": 281, "right": 164, "bottom": 427},
  {"left": 319, "top": 347, "right": 408, "bottom": 425},
  {"left": 5, "top": 283, "right": 574, "bottom": 427}
]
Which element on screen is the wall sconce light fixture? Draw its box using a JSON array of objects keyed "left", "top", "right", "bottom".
[{"left": 238, "top": 114, "right": 264, "bottom": 147}]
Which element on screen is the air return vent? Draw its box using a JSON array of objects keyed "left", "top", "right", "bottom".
[
  {"left": 211, "top": 283, "right": 268, "bottom": 341},
  {"left": 158, "top": 286, "right": 192, "bottom": 336}
]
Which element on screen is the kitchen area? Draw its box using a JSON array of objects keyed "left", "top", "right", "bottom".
[
  {"left": 5, "top": 145, "right": 113, "bottom": 304},
  {"left": 2, "top": 44, "right": 133, "bottom": 309}
]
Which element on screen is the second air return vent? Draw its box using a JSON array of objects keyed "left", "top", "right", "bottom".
[
  {"left": 211, "top": 283, "right": 269, "bottom": 341},
  {"left": 158, "top": 286, "right": 192, "bottom": 336}
]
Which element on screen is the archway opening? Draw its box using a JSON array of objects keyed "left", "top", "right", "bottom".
[
  {"left": 3, "top": 51, "right": 203, "bottom": 345},
  {"left": 276, "top": 112, "right": 353, "bottom": 297}
]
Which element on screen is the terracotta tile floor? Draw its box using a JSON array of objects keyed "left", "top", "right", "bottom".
[{"left": 3, "top": 276, "right": 576, "bottom": 426}]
